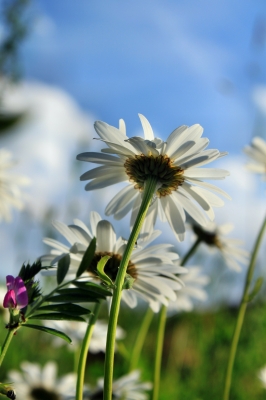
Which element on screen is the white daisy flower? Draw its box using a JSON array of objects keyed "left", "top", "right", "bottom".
[
  {"left": 77, "top": 114, "right": 230, "bottom": 241},
  {"left": 258, "top": 365, "right": 266, "bottom": 389},
  {"left": 168, "top": 267, "right": 209, "bottom": 313},
  {"left": 44, "top": 319, "right": 125, "bottom": 353},
  {"left": 0, "top": 149, "right": 30, "bottom": 222},
  {"left": 243, "top": 136, "right": 266, "bottom": 179},
  {"left": 88, "top": 370, "right": 152, "bottom": 400},
  {"left": 7, "top": 361, "right": 76, "bottom": 400},
  {"left": 0, "top": 285, "right": 9, "bottom": 322},
  {"left": 191, "top": 221, "right": 249, "bottom": 272},
  {"left": 41, "top": 211, "right": 187, "bottom": 312}
]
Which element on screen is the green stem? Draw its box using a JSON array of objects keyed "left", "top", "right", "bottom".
[
  {"left": 223, "top": 214, "right": 266, "bottom": 400},
  {"left": 0, "top": 327, "right": 18, "bottom": 367},
  {"left": 181, "top": 237, "right": 202, "bottom": 266},
  {"left": 103, "top": 177, "right": 158, "bottom": 400},
  {"left": 152, "top": 304, "right": 167, "bottom": 400},
  {"left": 76, "top": 301, "right": 101, "bottom": 400},
  {"left": 129, "top": 307, "right": 154, "bottom": 371}
]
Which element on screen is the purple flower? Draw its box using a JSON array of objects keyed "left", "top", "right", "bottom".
[{"left": 3, "top": 275, "right": 28, "bottom": 309}]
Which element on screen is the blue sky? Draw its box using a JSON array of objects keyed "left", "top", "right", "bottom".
[{"left": 21, "top": 0, "right": 266, "bottom": 152}]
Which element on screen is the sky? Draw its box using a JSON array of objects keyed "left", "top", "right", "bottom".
[{"left": 0, "top": 0, "right": 266, "bottom": 305}]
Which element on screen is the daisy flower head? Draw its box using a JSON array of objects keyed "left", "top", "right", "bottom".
[
  {"left": 191, "top": 220, "right": 249, "bottom": 272},
  {"left": 243, "top": 136, "right": 266, "bottom": 179},
  {"left": 88, "top": 370, "right": 152, "bottom": 400},
  {"left": 0, "top": 149, "right": 30, "bottom": 222},
  {"left": 77, "top": 115, "right": 230, "bottom": 241},
  {"left": 41, "top": 211, "right": 187, "bottom": 312},
  {"left": 7, "top": 361, "right": 76, "bottom": 400},
  {"left": 168, "top": 266, "right": 209, "bottom": 314}
]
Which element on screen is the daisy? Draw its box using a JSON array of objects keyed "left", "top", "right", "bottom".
[
  {"left": 7, "top": 361, "right": 76, "bottom": 400},
  {"left": 0, "top": 149, "right": 30, "bottom": 222},
  {"left": 243, "top": 136, "right": 266, "bottom": 179},
  {"left": 77, "top": 114, "right": 230, "bottom": 241},
  {"left": 258, "top": 365, "right": 266, "bottom": 389},
  {"left": 191, "top": 221, "right": 249, "bottom": 272},
  {"left": 168, "top": 266, "right": 209, "bottom": 313},
  {"left": 44, "top": 319, "right": 125, "bottom": 353},
  {"left": 41, "top": 211, "right": 187, "bottom": 312},
  {"left": 88, "top": 370, "right": 152, "bottom": 400}
]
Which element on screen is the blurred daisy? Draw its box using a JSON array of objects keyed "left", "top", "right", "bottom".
[
  {"left": 8, "top": 361, "right": 76, "bottom": 400},
  {"left": 0, "top": 149, "right": 30, "bottom": 222},
  {"left": 258, "top": 365, "right": 266, "bottom": 389},
  {"left": 88, "top": 370, "right": 152, "bottom": 399},
  {"left": 41, "top": 211, "right": 187, "bottom": 312},
  {"left": 44, "top": 319, "right": 125, "bottom": 353},
  {"left": 243, "top": 136, "right": 266, "bottom": 179},
  {"left": 191, "top": 221, "right": 249, "bottom": 272},
  {"left": 77, "top": 114, "right": 230, "bottom": 241},
  {"left": 168, "top": 267, "right": 209, "bottom": 313},
  {"left": 0, "top": 285, "right": 9, "bottom": 322}
]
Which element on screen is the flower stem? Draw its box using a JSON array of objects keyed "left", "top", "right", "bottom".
[
  {"left": 0, "top": 327, "right": 18, "bottom": 367},
  {"left": 76, "top": 301, "right": 101, "bottom": 400},
  {"left": 223, "top": 214, "right": 266, "bottom": 400},
  {"left": 103, "top": 177, "right": 158, "bottom": 400},
  {"left": 181, "top": 237, "right": 201, "bottom": 265},
  {"left": 129, "top": 306, "right": 154, "bottom": 371},
  {"left": 152, "top": 304, "right": 167, "bottom": 400}
]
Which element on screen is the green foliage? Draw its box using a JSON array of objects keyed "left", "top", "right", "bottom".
[
  {"left": 96, "top": 255, "right": 115, "bottom": 288},
  {"left": 76, "top": 237, "right": 96, "bottom": 278},
  {"left": 56, "top": 254, "right": 70, "bottom": 285}
]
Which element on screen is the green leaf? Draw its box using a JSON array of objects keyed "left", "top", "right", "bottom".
[
  {"left": 248, "top": 277, "right": 264, "bottom": 302},
  {"left": 57, "top": 254, "right": 70, "bottom": 285},
  {"left": 28, "top": 312, "right": 86, "bottom": 321},
  {"left": 38, "top": 303, "right": 91, "bottom": 316},
  {"left": 22, "top": 323, "right": 72, "bottom": 343},
  {"left": 96, "top": 255, "right": 114, "bottom": 287},
  {"left": 122, "top": 273, "right": 135, "bottom": 289},
  {"left": 73, "top": 281, "right": 112, "bottom": 297},
  {"left": 47, "top": 294, "right": 101, "bottom": 303},
  {"left": 76, "top": 237, "right": 96, "bottom": 278}
]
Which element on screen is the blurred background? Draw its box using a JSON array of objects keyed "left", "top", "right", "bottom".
[{"left": 0, "top": 0, "right": 266, "bottom": 304}]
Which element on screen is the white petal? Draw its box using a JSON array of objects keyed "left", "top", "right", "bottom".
[
  {"left": 184, "top": 167, "right": 230, "bottom": 179},
  {"left": 77, "top": 152, "right": 120, "bottom": 164},
  {"left": 52, "top": 220, "right": 77, "bottom": 245},
  {"left": 138, "top": 114, "right": 154, "bottom": 140},
  {"left": 84, "top": 173, "right": 127, "bottom": 191},
  {"left": 80, "top": 165, "right": 126, "bottom": 181},
  {"left": 160, "top": 196, "right": 186, "bottom": 241},
  {"left": 96, "top": 220, "right": 116, "bottom": 252},
  {"left": 105, "top": 185, "right": 137, "bottom": 217}
]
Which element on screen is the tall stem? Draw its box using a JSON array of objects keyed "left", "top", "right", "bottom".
[
  {"left": 181, "top": 237, "right": 201, "bottom": 265},
  {"left": 223, "top": 215, "right": 266, "bottom": 400},
  {"left": 0, "top": 327, "right": 18, "bottom": 367},
  {"left": 103, "top": 177, "right": 158, "bottom": 400},
  {"left": 129, "top": 307, "right": 154, "bottom": 371},
  {"left": 76, "top": 302, "right": 101, "bottom": 400}
]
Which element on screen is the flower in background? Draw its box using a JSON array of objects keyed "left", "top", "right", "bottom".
[
  {"left": 0, "top": 285, "right": 9, "bottom": 321},
  {"left": 88, "top": 370, "right": 152, "bottom": 399},
  {"left": 168, "top": 267, "right": 209, "bottom": 313},
  {"left": 191, "top": 221, "right": 249, "bottom": 272},
  {"left": 243, "top": 136, "right": 266, "bottom": 179},
  {"left": 44, "top": 319, "right": 125, "bottom": 353},
  {"left": 41, "top": 211, "right": 187, "bottom": 312},
  {"left": 8, "top": 361, "right": 76, "bottom": 400},
  {"left": 77, "top": 115, "right": 230, "bottom": 241},
  {"left": 3, "top": 275, "right": 28, "bottom": 310},
  {"left": 0, "top": 149, "right": 30, "bottom": 222},
  {"left": 258, "top": 365, "right": 266, "bottom": 389}
]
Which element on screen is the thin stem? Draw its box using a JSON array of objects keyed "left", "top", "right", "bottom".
[
  {"left": 103, "top": 177, "right": 158, "bottom": 400},
  {"left": 0, "top": 327, "right": 18, "bottom": 367},
  {"left": 152, "top": 304, "right": 167, "bottom": 400},
  {"left": 76, "top": 302, "right": 101, "bottom": 400},
  {"left": 223, "top": 214, "right": 266, "bottom": 400},
  {"left": 129, "top": 307, "right": 154, "bottom": 371},
  {"left": 181, "top": 237, "right": 201, "bottom": 266}
]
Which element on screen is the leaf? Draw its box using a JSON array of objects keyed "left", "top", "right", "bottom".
[
  {"left": 22, "top": 323, "right": 72, "bottom": 343},
  {"left": 28, "top": 312, "right": 86, "bottom": 322},
  {"left": 47, "top": 294, "right": 101, "bottom": 303},
  {"left": 76, "top": 237, "right": 96, "bottom": 278},
  {"left": 122, "top": 273, "right": 135, "bottom": 289},
  {"left": 19, "top": 260, "right": 42, "bottom": 281},
  {"left": 96, "top": 255, "right": 114, "bottom": 287},
  {"left": 73, "top": 281, "right": 112, "bottom": 297},
  {"left": 57, "top": 254, "right": 70, "bottom": 285},
  {"left": 38, "top": 303, "right": 91, "bottom": 316},
  {"left": 248, "top": 277, "right": 264, "bottom": 302}
]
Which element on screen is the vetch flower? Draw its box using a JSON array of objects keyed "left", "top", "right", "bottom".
[
  {"left": 0, "top": 149, "right": 30, "bottom": 222},
  {"left": 7, "top": 361, "right": 76, "bottom": 400},
  {"left": 3, "top": 275, "right": 28, "bottom": 310},
  {"left": 243, "top": 136, "right": 266, "bottom": 179},
  {"left": 41, "top": 211, "right": 187, "bottom": 312},
  {"left": 191, "top": 221, "right": 249, "bottom": 272},
  {"left": 77, "top": 115, "right": 230, "bottom": 241},
  {"left": 88, "top": 370, "right": 152, "bottom": 400},
  {"left": 258, "top": 365, "right": 266, "bottom": 389}
]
